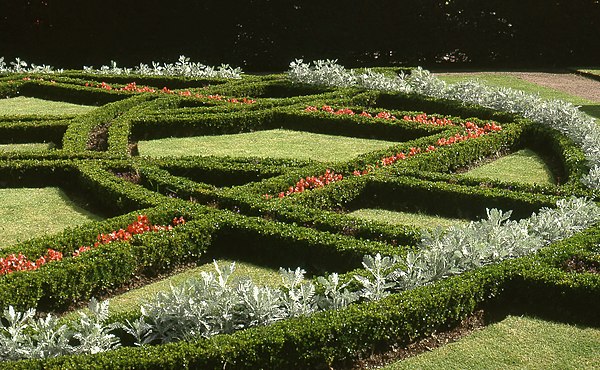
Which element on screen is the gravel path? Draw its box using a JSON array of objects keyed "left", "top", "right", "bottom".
[
  {"left": 436, "top": 71, "right": 600, "bottom": 103},
  {"left": 503, "top": 72, "right": 600, "bottom": 103}
]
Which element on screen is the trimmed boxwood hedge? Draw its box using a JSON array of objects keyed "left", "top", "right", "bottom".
[
  {"left": 0, "top": 68, "right": 597, "bottom": 368},
  {"left": 5, "top": 225, "right": 599, "bottom": 369}
]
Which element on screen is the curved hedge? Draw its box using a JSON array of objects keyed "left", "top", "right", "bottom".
[{"left": 0, "top": 66, "right": 598, "bottom": 368}]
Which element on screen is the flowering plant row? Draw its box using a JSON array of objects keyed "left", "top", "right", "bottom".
[
  {"left": 73, "top": 215, "right": 186, "bottom": 257},
  {"left": 265, "top": 112, "right": 502, "bottom": 198},
  {"left": 0, "top": 215, "right": 185, "bottom": 275},
  {"left": 304, "top": 106, "right": 501, "bottom": 132},
  {"left": 84, "top": 81, "right": 257, "bottom": 104},
  {"left": 402, "top": 113, "right": 456, "bottom": 127},
  {"left": 304, "top": 105, "right": 398, "bottom": 120},
  {"left": 355, "top": 119, "right": 499, "bottom": 173},
  {"left": 265, "top": 169, "right": 344, "bottom": 199},
  {"left": 290, "top": 60, "right": 600, "bottom": 189},
  {"left": 0, "top": 249, "right": 63, "bottom": 276}
]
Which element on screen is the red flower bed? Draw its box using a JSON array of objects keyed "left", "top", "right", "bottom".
[
  {"left": 0, "top": 215, "right": 186, "bottom": 275},
  {"left": 85, "top": 81, "right": 256, "bottom": 104},
  {"left": 304, "top": 105, "right": 397, "bottom": 120},
  {"left": 73, "top": 215, "right": 185, "bottom": 257},
  {"left": 264, "top": 169, "right": 343, "bottom": 199},
  {"left": 265, "top": 108, "right": 503, "bottom": 199},
  {"left": 0, "top": 249, "right": 63, "bottom": 275},
  {"left": 402, "top": 113, "right": 454, "bottom": 127}
]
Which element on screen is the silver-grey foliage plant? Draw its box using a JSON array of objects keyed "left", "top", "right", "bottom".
[
  {"left": 83, "top": 55, "right": 242, "bottom": 79},
  {"left": 0, "top": 298, "right": 118, "bottom": 361},
  {"left": 392, "top": 197, "right": 600, "bottom": 289},
  {"left": 2, "top": 198, "right": 597, "bottom": 361},
  {"left": 0, "top": 56, "right": 242, "bottom": 79},
  {"left": 0, "top": 57, "right": 62, "bottom": 74},
  {"left": 288, "top": 60, "right": 600, "bottom": 190}
]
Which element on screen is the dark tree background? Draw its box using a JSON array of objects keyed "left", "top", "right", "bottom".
[{"left": 1, "top": 1, "right": 599, "bottom": 71}]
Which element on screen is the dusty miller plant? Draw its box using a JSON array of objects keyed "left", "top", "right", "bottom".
[
  {"left": 70, "top": 298, "right": 120, "bottom": 355},
  {"left": 288, "top": 60, "right": 600, "bottom": 189},
  {"left": 0, "top": 55, "right": 240, "bottom": 78},
  {"left": 0, "top": 57, "right": 62, "bottom": 74},
  {"left": 389, "top": 197, "right": 600, "bottom": 291},
  {"left": 280, "top": 267, "right": 318, "bottom": 317},
  {"left": 316, "top": 273, "right": 358, "bottom": 310},
  {"left": 2, "top": 200, "right": 598, "bottom": 360},
  {"left": 83, "top": 55, "right": 242, "bottom": 79},
  {"left": 0, "top": 298, "right": 119, "bottom": 361},
  {"left": 353, "top": 254, "right": 398, "bottom": 301},
  {"left": 288, "top": 59, "right": 411, "bottom": 93}
]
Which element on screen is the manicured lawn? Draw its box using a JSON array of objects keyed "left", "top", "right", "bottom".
[
  {"left": 0, "top": 187, "right": 103, "bottom": 248},
  {"left": 436, "top": 73, "right": 592, "bottom": 106},
  {"left": 68, "top": 259, "right": 284, "bottom": 316},
  {"left": 0, "top": 68, "right": 596, "bottom": 367},
  {"left": 0, "top": 143, "right": 53, "bottom": 152},
  {"left": 0, "top": 96, "right": 95, "bottom": 115},
  {"left": 462, "top": 149, "right": 556, "bottom": 186},
  {"left": 137, "top": 129, "right": 398, "bottom": 162},
  {"left": 348, "top": 209, "right": 467, "bottom": 229},
  {"left": 436, "top": 72, "right": 600, "bottom": 126},
  {"left": 386, "top": 315, "right": 600, "bottom": 369}
]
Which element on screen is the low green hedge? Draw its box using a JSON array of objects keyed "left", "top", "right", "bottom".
[
  {"left": 206, "top": 77, "right": 334, "bottom": 98},
  {"left": 57, "top": 71, "right": 228, "bottom": 90},
  {"left": 17, "top": 80, "right": 132, "bottom": 106},
  {"left": 150, "top": 156, "right": 298, "bottom": 187},
  {"left": 273, "top": 107, "right": 447, "bottom": 142},
  {"left": 0, "top": 69, "right": 596, "bottom": 368},
  {"left": 0, "top": 159, "right": 72, "bottom": 187},
  {"left": 0, "top": 80, "right": 20, "bottom": 98},
  {"left": 372, "top": 91, "right": 519, "bottom": 123},
  {"left": 62, "top": 94, "right": 156, "bottom": 153},
  {"left": 0, "top": 204, "right": 213, "bottom": 311},
  {"left": 7, "top": 224, "right": 599, "bottom": 369},
  {"left": 210, "top": 210, "right": 400, "bottom": 274},
  {"left": 129, "top": 109, "right": 276, "bottom": 141},
  {"left": 73, "top": 162, "right": 168, "bottom": 214},
  {"left": 0, "top": 118, "right": 68, "bottom": 146},
  {"left": 518, "top": 120, "right": 589, "bottom": 190}
]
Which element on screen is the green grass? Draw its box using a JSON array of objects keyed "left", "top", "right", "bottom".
[
  {"left": 385, "top": 316, "right": 600, "bottom": 370},
  {"left": 462, "top": 149, "right": 556, "bottom": 186},
  {"left": 137, "top": 129, "right": 398, "bottom": 162},
  {"left": 0, "top": 187, "right": 103, "bottom": 248},
  {"left": 436, "top": 72, "right": 600, "bottom": 127},
  {"left": 0, "top": 143, "right": 53, "bottom": 152},
  {"left": 0, "top": 96, "right": 95, "bottom": 115},
  {"left": 576, "top": 68, "right": 600, "bottom": 77},
  {"left": 70, "top": 260, "right": 284, "bottom": 316},
  {"left": 348, "top": 209, "right": 468, "bottom": 229},
  {"left": 437, "top": 73, "right": 592, "bottom": 106}
]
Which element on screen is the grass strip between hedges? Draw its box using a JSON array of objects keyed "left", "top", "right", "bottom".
[
  {"left": 0, "top": 187, "right": 103, "bottom": 249},
  {"left": 386, "top": 315, "right": 600, "bottom": 369},
  {"left": 137, "top": 129, "right": 400, "bottom": 162}
]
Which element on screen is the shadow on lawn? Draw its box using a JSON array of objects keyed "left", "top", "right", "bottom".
[{"left": 580, "top": 105, "right": 600, "bottom": 120}]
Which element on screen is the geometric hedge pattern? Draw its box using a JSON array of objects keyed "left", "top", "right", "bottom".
[{"left": 0, "top": 69, "right": 598, "bottom": 368}]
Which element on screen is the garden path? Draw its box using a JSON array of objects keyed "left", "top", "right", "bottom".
[
  {"left": 503, "top": 72, "right": 600, "bottom": 103},
  {"left": 436, "top": 71, "right": 600, "bottom": 103}
]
